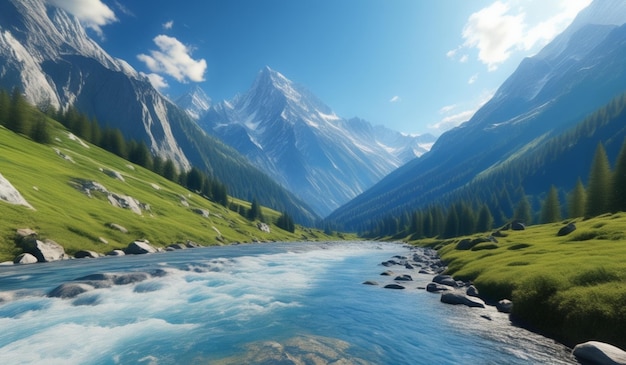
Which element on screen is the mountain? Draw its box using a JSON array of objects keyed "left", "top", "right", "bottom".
[
  {"left": 176, "top": 85, "right": 211, "bottom": 120},
  {"left": 194, "top": 66, "right": 435, "bottom": 216},
  {"left": 0, "top": 0, "right": 318, "bottom": 224},
  {"left": 328, "top": 0, "right": 626, "bottom": 230}
]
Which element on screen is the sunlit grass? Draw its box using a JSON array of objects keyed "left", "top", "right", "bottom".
[
  {"left": 0, "top": 124, "right": 348, "bottom": 262},
  {"left": 409, "top": 214, "right": 626, "bottom": 347}
]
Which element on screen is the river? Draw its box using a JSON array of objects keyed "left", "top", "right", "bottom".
[{"left": 0, "top": 241, "right": 576, "bottom": 364}]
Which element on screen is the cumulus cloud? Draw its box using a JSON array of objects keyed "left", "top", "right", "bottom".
[
  {"left": 389, "top": 95, "right": 401, "bottom": 103},
  {"left": 141, "top": 72, "right": 169, "bottom": 90},
  {"left": 163, "top": 20, "right": 174, "bottom": 30},
  {"left": 48, "top": 0, "right": 117, "bottom": 37},
  {"left": 468, "top": 73, "right": 478, "bottom": 84},
  {"left": 452, "top": 0, "right": 591, "bottom": 70},
  {"left": 137, "top": 35, "right": 207, "bottom": 83}
]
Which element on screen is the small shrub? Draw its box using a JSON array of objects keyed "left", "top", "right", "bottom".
[
  {"left": 512, "top": 274, "right": 566, "bottom": 331},
  {"left": 571, "top": 267, "right": 619, "bottom": 286}
]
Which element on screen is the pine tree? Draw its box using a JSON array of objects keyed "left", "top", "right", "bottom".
[
  {"left": 443, "top": 207, "right": 459, "bottom": 238},
  {"left": 611, "top": 138, "right": 626, "bottom": 213},
  {"left": 276, "top": 212, "right": 295, "bottom": 233},
  {"left": 162, "top": 159, "right": 177, "bottom": 181},
  {"left": 248, "top": 199, "right": 262, "bottom": 221},
  {"left": 476, "top": 204, "right": 494, "bottom": 233},
  {"left": 7, "top": 87, "right": 30, "bottom": 134},
  {"left": 0, "top": 89, "right": 10, "bottom": 126},
  {"left": 568, "top": 178, "right": 586, "bottom": 218},
  {"left": 585, "top": 143, "right": 612, "bottom": 217},
  {"left": 514, "top": 194, "right": 532, "bottom": 225},
  {"left": 30, "top": 117, "right": 51, "bottom": 144},
  {"left": 541, "top": 185, "right": 561, "bottom": 223}
]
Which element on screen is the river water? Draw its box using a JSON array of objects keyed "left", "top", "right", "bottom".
[{"left": 0, "top": 241, "right": 576, "bottom": 364}]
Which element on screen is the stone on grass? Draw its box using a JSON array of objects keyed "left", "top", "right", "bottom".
[
  {"left": 557, "top": 223, "right": 576, "bottom": 237},
  {"left": 496, "top": 299, "right": 513, "bottom": 313},
  {"left": 19, "top": 238, "right": 67, "bottom": 262}
]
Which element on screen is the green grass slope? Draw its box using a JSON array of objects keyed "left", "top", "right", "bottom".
[
  {"left": 0, "top": 123, "right": 343, "bottom": 263},
  {"left": 414, "top": 215, "right": 626, "bottom": 348}
]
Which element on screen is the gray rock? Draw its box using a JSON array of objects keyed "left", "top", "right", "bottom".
[
  {"left": 48, "top": 283, "right": 95, "bottom": 298},
  {"left": 124, "top": 240, "right": 157, "bottom": 255},
  {"left": 13, "top": 253, "right": 38, "bottom": 264},
  {"left": 511, "top": 221, "right": 526, "bottom": 231},
  {"left": 362, "top": 281, "right": 379, "bottom": 286},
  {"left": 193, "top": 208, "right": 210, "bottom": 218},
  {"left": 384, "top": 284, "right": 405, "bottom": 290},
  {"left": 168, "top": 243, "right": 187, "bottom": 250},
  {"left": 15, "top": 228, "right": 37, "bottom": 240},
  {"left": 106, "top": 249, "right": 125, "bottom": 256},
  {"left": 496, "top": 299, "right": 513, "bottom": 313},
  {"left": 106, "top": 223, "right": 128, "bottom": 234},
  {"left": 257, "top": 222, "right": 271, "bottom": 233},
  {"left": 75, "top": 250, "right": 100, "bottom": 259},
  {"left": 573, "top": 341, "right": 626, "bottom": 365},
  {"left": 440, "top": 292, "right": 485, "bottom": 308},
  {"left": 19, "top": 238, "right": 67, "bottom": 262},
  {"left": 433, "top": 274, "right": 459, "bottom": 287},
  {"left": 380, "top": 270, "right": 394, "bottom": 276},
  {"left": 112, "top": 272, "right": 151, "bottom": 285},
  {"left": 394, "top": 274, "right": 413, "bottom": 281},
  {"left": 466, "top": 285, "right": 479, "bottom": 297},
  {"left": 426, "top": 282, "right": 452, "bottom": 293},
  {"left": 557, "top": 222, "right": 577, "bottom": 237}
]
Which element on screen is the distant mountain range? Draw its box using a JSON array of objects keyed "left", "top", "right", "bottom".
[
  {"left": 0, "top": 0, "right": 321, "bottom": 224},
  {"left": 327, "top": 0, "right": 626, "bottom": 230},
  {"left": 177, "top": 67, "right": 435, "bottom": 216}
]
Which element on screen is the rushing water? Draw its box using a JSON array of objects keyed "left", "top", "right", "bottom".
[{"left": 0, "top": 241, "right": 575, "bottom": 364}]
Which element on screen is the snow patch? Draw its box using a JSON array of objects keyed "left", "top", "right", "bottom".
[{"left": 0, "top": 173, "right": 34, "bottom": 209}]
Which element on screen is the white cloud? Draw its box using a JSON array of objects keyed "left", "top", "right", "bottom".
[
  {"left": 439, "top": 104, "right": 458, "bottom": 114},
  {"left": 163, "top": 20, "right": 174, "bottom": 30},
  {"left": 459, "top": 54, "right": 469, "bottom": 63},
  {"left": 141, "top": 72, "right": 169, "bottom": 90},
  {"left": 389, "top": 95, "right": 401, "bottom": 103},
  {"left": 430, "top": 91, "right": 494, "bottom": 134},
  {"left": 468, "top": 73, "right": 478, "bottom": 84},
  {"left": 455, "top": 0, "right": 591, "bottom": 70},
  {"left": 48, "top": 0, "right": 117, "bottom": 37},
  {"left": 137, "top": 35, "right": 207, "bottom": 83}
]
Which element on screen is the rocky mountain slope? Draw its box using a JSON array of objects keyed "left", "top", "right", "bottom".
[
  {"left": 192, "top": 67, "right": 435, "bottom": 216},
  {"left": 0, "top": 0, "right": 318, "bottom": 224},
  {"left": 328, "top": 0, "right": 626, "bottom": 230}
]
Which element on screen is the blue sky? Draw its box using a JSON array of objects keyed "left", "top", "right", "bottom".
[{"left": 50, "top": 0, "right": 591, "bottom": 136}]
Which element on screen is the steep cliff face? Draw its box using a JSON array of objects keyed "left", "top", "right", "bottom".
[{"left": 0, "top": 0, "right": 319, "bottom": 224}]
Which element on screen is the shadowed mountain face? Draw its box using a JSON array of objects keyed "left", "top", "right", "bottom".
[
  {"left": 0, "top": 0, "right": 318, "bottom": 224},
  {"left": 193, "top": 66, "right": 435, "bottom": 216},
  {"left": 327, "top": 0, "right": 626, "bottom": 230}
]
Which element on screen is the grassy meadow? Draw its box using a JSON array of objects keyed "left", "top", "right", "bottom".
[
  {"left": 0, "top": 122, "right": 347, "bottom": 263},
  {"left": 410, "top": 215, "right": 626, "bottom": 348}
]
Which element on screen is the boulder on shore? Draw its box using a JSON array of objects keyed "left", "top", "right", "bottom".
[
  {"left": 14, "top": 253, "right": 38, "bottom": 264},
  {"left": 572, "top": 341, "right": 626, "bottom": 365},
  {"left": 19, "top": 237, "right": 67, "bottom": 262},
  {"left": 124, "top": 240, "right": 157, "bottom": 255},
  {"left": 496, "top": 299, "right": 513, "bottom": 313},
  {"left": 75, "top": 250, "right": 100, "bottom": 259},
  {"left": 440, "top": 292, "right": 485, "bottom": 308}
]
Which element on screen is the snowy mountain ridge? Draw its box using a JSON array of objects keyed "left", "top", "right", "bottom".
[{"left": 191, "top": 66, "right": 435, "bottom": 216}]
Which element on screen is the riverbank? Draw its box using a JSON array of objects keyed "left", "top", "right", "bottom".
[{"left": 403, "top": 214, "right": 626, "bottom": 357}]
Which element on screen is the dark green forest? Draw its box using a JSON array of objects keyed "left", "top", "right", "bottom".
[{"left": 363, "top": 93, "right": 626, "bottom": 239}]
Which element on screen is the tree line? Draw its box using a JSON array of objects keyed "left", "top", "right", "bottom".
[
  {"left": 363, "top": 135, "right": 626, "bottom": 239},
  {"left": 0, "top": 87, "right": 229, "bottom": 208}
]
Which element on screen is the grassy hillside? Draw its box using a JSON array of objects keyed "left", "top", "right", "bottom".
[
  {"left": 410, "top": 215, "right": 626, "bottom": 348},
  {"left": 0, "top": 121, "right": 346, "bottom": 263}
]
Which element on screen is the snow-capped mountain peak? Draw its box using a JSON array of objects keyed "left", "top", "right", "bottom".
[
  {"left": 175, "top": 85, "right": 211, "bottom": 120},
  {"left": 197, "top": 67, "right": 434, "bottom": 216}
]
